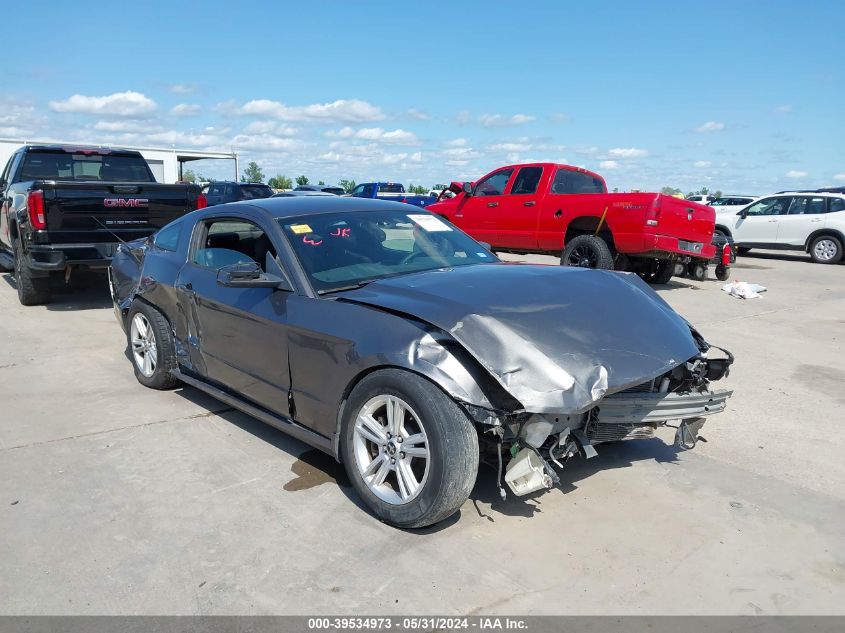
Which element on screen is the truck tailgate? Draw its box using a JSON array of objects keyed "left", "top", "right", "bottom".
[
  {"left": 41, "top": 182, "right": 194, "bottom": 243},
  {"left": 651, "top": 195, "right": 715, "bottom": 244}
]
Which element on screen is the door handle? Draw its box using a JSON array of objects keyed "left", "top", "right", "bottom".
[
  {"left": 768, "top": 219, "right": 778, "bottom": 222},
  {"left": 523, "top": 201, "right": 536, "bottom": 207},
  {"left": 554, "top": 209, "right": 563, "bottom": 218},
  {"left": 487, "top": 202, "right": 498, "bottom": 208},
  {"left": 810, "top": 218, "right": 822, "bottom": 222}
]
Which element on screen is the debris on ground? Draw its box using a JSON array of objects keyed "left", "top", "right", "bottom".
[{"left": 722, "top": 281, "right": 767, "bottom": 299}]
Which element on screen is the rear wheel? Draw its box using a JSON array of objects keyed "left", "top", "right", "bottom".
[
  {"left": 809, "top": 235, "right": 843, "bottom": 264},
  {"left": 13, "top": 239, "right": 50, "bottom": 306},
  {"left": 687, "top": 262, "right": 707, "bottom": 281},
  {"left": 341, "top": 369, "right": 479, "bottom": 529},
  {"left": 639, "top": 259, "right": 675, "bottom": 284},
  {"left": 127, "top": 300, "right": 179, "bottom": 390},
  {"left": 560, "top": 234, "right": 614, "bottom": 270},
  {"left": 715, "top": 264, "right": 731, "bottom": 281}
]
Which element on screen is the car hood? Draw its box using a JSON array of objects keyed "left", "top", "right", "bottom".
[{"left": 340, "top": 264, "right": 702, "bottom": 413}]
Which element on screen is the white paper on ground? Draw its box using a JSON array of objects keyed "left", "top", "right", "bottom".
[{"left": 722, "top": 281, "right": 767, "bottom": 299}]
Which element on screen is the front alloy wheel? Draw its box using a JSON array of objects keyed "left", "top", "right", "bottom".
[
  {"left": 341, "top": 369, "right": 479, "bottom": 528},
  {"left": 353, "top": 395, "right": 430, "bottom": 504}
]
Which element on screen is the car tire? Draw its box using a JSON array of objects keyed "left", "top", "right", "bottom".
[
  {"left": 341, "top": 369, "right": 479, "bottom": 529},
  {"left": 560, "top": 234, "right": 614, "bottom": 270},
  {"left": 13, "top": 239, "right": 50, "bottom": 306},
  {"left": 736, "top": 247, "right": 751, "bottom": 255},
  {"left": 809, "top": 235, "right": 843, "bottom": 264},
  {"left": 715, "top": 264, "right": 731, "bottom": 281},
  {"left": 127, "top": 300, "right": 180, "bottom": 390},
  {"left": 687, "top": 262, "right": 707, "bottom": 281}
]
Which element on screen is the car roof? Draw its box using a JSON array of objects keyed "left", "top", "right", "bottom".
[{"left": 241, "top": 195, "right": 423, "bottom": 219}]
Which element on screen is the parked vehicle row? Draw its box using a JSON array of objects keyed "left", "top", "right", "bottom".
[
  {"left": 349, "top": 181, "right": 434, "bottom": 208},
  {"left": 0, "top": 144, "right": 206, "bottom": 305}
]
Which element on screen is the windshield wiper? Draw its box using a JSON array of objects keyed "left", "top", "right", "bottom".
[{"left": 317, "top": 279, "right": 378, "bottom": 295}]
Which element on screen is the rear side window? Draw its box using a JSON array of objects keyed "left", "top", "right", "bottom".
[
  {"left": 788, "top": 197, "right": 826, "bottom": 215},
  {"left": 153, "top": 222, "right": 182, "bottom": 252},
  {"left": 829, "top": 198, "right": 845, "bottom": 213},
  {"left": 510, "top": 166, "right": 543, "bottom": 195},
  {"left": 550, "top": 169, "right": 605, "bottom": 194}
]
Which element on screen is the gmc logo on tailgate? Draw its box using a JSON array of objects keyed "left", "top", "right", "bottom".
[{"left": 104, "top": 198, "right": 149, "bottom": 208}]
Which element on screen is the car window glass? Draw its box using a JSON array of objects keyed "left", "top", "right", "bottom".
[
  {"left": 208, "top": 184, "right": 222, "bottom": 196},
  {"left": 193, "top": 219, "right": 277, "bottom": 272},
  {"left": 475, "top": 169, "right": 513, "bottom": 196},
  {"left": 510, "top": 166, "right": 543, "bottom": 195},
  {"left": 350, "top": 185, "right": 364, "bottom": 196},
  {"left": 789, "top": 197, "right": 825, "bottom": 215},
  {"left": 829, "top": 198, "right": 845, "bottom": 213},
  {"left": 551, "top": 169, "right": 605, "bottom": 194},
  {"left": 239, "top": 185, "right": 273, "bottom": 200},
  {"left": 153, "top": 222, "right": 181, "bottom": 252},
  {"left": 745, "top": 197, "right": 789, "bottom": 216}
]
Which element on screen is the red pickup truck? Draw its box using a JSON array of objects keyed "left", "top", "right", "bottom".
[{"left": 427, "top": 163, "right": 718, "bottom": 283}]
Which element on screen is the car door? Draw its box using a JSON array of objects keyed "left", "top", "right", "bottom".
[
  {"left": 492, "top": 165, "right": 547, "bottom": 249},
  {"left": 175, "top": 213, "right": 294, "bottom": 417},
  {"left": 777, "top": 196, "right": 826, "bottom": 246},
  {"left": 732, "top": 196, "right": 791, "bottom": 245},
  {"left": 447, "top": 168, "right": 515, "bottom": 245}
]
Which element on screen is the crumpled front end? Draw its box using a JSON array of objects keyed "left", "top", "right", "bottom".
[{"left": 493, "top": 347, "right": 734, "bottom": 497}]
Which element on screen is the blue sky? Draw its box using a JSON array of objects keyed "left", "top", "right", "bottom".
[{"left": 2, "top": 0, "right": 843, "bottom": 193}]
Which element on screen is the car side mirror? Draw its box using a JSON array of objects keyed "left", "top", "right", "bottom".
[
  {"left": 216, "top": 262, "right": 287, "bottom": 289},
  {"left": 462, "top": 182, "right": 473, "bottom": 196},
  {"left": 739, "top": 209, "right": 748, "bottom": 219}
]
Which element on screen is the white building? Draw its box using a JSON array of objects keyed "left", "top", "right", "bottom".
[{"left": 0, "top": 138, "right": 238, "bottom": 183}]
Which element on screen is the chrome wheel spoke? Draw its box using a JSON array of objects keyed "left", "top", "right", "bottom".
[{"left": 352, "top": 394, "right": 429, "bottom": 505}]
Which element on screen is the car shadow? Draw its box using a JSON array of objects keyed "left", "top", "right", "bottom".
[
  {"left": 736, "top": 250, "right": 844, "bottom": 265},
  {"left": 1, "top": 271, "right": 113, "bottom": 311},
  {"left": 469, "top": 438, "right": 683, "bottom": 522}
]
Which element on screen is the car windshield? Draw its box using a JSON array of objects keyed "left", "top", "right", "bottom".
[{"left": 280, "top": 209, "right": 497, "bottom": 294}]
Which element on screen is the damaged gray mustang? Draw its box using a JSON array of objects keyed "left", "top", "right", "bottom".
[{"left": 110, "top": 196, "right": 733, "bottom": 528}]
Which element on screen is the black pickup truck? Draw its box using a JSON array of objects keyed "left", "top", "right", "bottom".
[{"left": 0, "top": 144, "right": 206, "bottom": 305}]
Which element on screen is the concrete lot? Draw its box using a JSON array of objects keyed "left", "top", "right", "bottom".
[{"left": 1, "top": 251, "right": 843, "bottom": 615}]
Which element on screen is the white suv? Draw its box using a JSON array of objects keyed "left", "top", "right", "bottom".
[{"left": 714, "top": 190, "right": 845, "bottom": 263}]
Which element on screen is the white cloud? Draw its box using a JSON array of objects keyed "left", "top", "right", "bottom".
[
  {"left": 49, "top": 91, "right": 157, "bottom": 116},
  {"left": 834, "top": 173, "right": 845, "bottom": 182},
  {"left": 549, "top": 113, "right": 570, "bottom": 122},
  {"left": 446, "top": 138, "right": 468, "bottom": 147},
  {"left": 785, "top": 170, "right": 808, "bottom": 178},
  {"left": 489, "top": 142, "right": 533, "bottom": 152},
  {"left": 238, "top": 98, "right": 384, "bottom": 123},
  {"left": 145, "top": 130, "right": 223, "bottom": 147},
  {"left": 230, "top": 134, "right": 304, "bottom": 152},
  {"left": 170, "top": 103, "right": 201, "bottom": 117},
  {"left": 326, "top": 127, "right": 417, "bottom": 144},
  {"left": 243, "top": 120, "right": 299, "bottom": 136},
  {"left": 694, "top": 160, "right": 712, "bottom": 168},
  {"left": 696, "top": 121, "right": 725, "bottom": 133},
  {"left": 93, "top": 120, "right": 162, "bottom": 133},
  {"left": 608, "top": 147, "right": 648, "bottom": 158},
  {"left": 454, "top": 111, "right": 471, "bottom": 126},
  {"left": 406, "top": 108, "right": 430, "bottom": 121},
  {"left": 599, "top": 160, "right": 619, "bottom": 170},
  {"left": 478, "top": 113, "right": 535, "bottom": 127},
  {"left": 169, "top": 84, "right": 197, "bottom": 94},
  {"left": 774, "top": 104, "right": 793, "bottom": 114}
]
